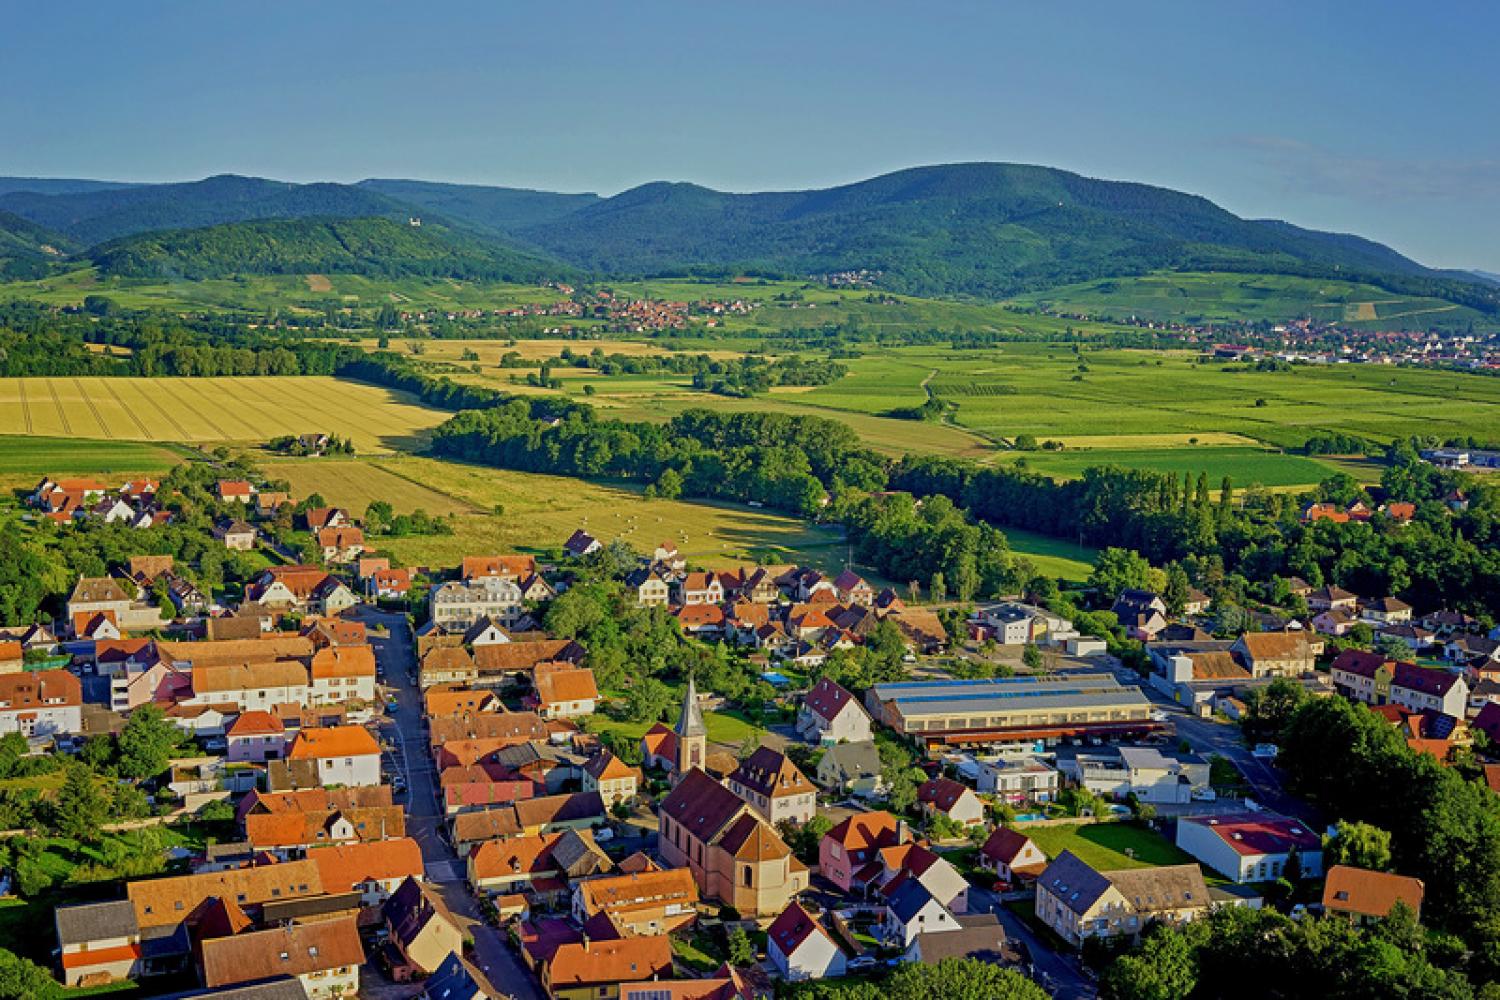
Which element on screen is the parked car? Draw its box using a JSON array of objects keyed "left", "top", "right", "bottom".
[
  {"left": 1253, "top": 743, "right": 1279, "bottom": 760},
  {"left": 847, "top": 956, "right": 877, "bottom": 971}
]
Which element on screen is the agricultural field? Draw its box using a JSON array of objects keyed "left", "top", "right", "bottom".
[
  {"left": 993, "top": 446, "right": 1338, "bottom": 489},
  {"left": 0, "top": 376, "right": 450, "bottom": 453},
  {"left": 1001, "top": 528, "right": 1097, "bottom": 582},
  {"left": 0, "top": 435, "right": 180, "bottom": 484},
  {"left": 262, "top": 455, "right": 875, "bottom": 575},
  {"left": 1009, "top": 271, "right": 1498, "bottom": 331}
]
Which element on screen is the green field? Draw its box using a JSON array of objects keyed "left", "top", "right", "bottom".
[
  {"left": 1001, "top": 528, "right": 1098, "bottom": 582},
  {"left": 1025, "top": 821, "right": 1203, "bottom": 871},
  {"left": 1010, "top": 271, "right": 1496, "bottom": 331},
  {"left": 995, "top": 446, "right": 1340, "bottom": 488},
  {"left": 0, "top": 435, "right": 180, "bottom": 481},
  {"left": 263, "top": 455, "right": 879, "bottom": 577}
]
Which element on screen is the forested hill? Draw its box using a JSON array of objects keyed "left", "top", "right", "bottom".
[
  {"left": 88, "top": 216, "right": 565, "bottom": 283},
  {"left": 0, "top": 174, "right": 412, "bottom": 245},
  {"left": 1, "top": 164, "right": 1494, "bottom": 311},
  {"left": 356, "top": 179, "right": 602, "bottom": 236},
  {"left": 513, "top": 163, "right": 1496, "bottom": 306},
  {"left": 0, "top": 209, "right": 72, "bottom": 279}
]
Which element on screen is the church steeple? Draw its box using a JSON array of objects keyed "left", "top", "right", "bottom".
[{"left": 674, "top": 674, "right": 707, "bottom": 778}]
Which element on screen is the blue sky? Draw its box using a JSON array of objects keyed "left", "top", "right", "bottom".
[{"left": 3, "top": 2, "right": 1497, "bottom": 269}]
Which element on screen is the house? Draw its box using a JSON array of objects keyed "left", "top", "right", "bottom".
[
  {"left": 1307, "top": 586, "right": 1359, "bottom": 613},
  {"left": 317, "top": 526, "right": 366, "bottom": 563},
  {"left": 1321, "top": 865, "right": 1424, "bottom": 924},
  {"left": 216, "top": 480, "right": 257, "bottom": 504},
  {"left": 467, "top": 832, "right": 565, "bottom": 899},
  {"left": 369, "top": 567, "right": 414, "bottom": 600},
  {"left": 248, "top": 566, "right": 358, "bottom": 616},
  {"left": 879, "top": 842, "right": 969, "bottom": 913},
  {"left": 226, "top": 710, "right": 287, "bottom": 762},
  {"left": 449, "top": 793, "right": 606, "bottom": 854},
  {"left": 978, "top": 827, "right": 1048, "bottom": 883},
  {"left": 571, "top": 867, "right": 698, "bottom": 936},
  {"left": 285, "top": 725, "right": 383, "bottom": 787},
  {"left": 1379, "top": 623, "right": 1437, "bottom": 654},
  {"left": 1230, "top": 632, "right": 1315, "bottom": 678},
  {"left": 904, "top": 913, "right": 1013, "bottom": 967},
  {"left": 562, "top": 530, "right": 601, "bottom": 559},
  {"left": 1362, "top": 597, "right": 1414, "bottom": 625},
  {"left": 309, "top": 645, "right": 377, "bottom": 706},
  {"left": 421, "top": 950, "right": 493, "bottom": 1000},
  {"left": 0, "top": 669, "right": 82, "bottom": 737},
  {"left": 658, "top": 768, "right": 809, "bottom": 917},
  {"left": 625, "top": 568, "right": 671, "bottom": 607},
  {"left": 677, "top": 572, "right": 726, "bottom": 606},
  {"left": 461, "top": 554, "right": 537, "bottom": 582},
  {"left": 819, "top": 811, "right": 907, "bottom": 893},
  {"left": 726, "top": 747, "right": 817, "bottom": 825},
  {"left": 641, "top": 723, "right": 678, "bottom": 771},
  {"left": 184, "top": 660, "right": 310, "bottom": 713},
  {"left": 1329, "top": 649, "right": 1469, "bottom": 718},
  {"left": 302, "top": 507, "right": 349, "bottom": 532},
  {"left": 977, "top": 756, "right": 1058, "bottom": 803},
  {"left": 1112, "top": 590, "right": 1168, "bottom": 641},
  {"left": 429, "top": 578, "right": 526, "bottom": 630},
  {"left": 833, "top": 570, "right": 874, "bottom": 607},
  {"left": 541, "top": 935, "right": 673, "bottom": 1000},
  {"left": 1175, "top": 813, "right": 1323, "bottom": 883},
  {"left": 243, "top": 788, "right": 405, "bottom": 855},
  {"left": 582, "top": 750, "right": 641, "bottom": 807},
  {"left": 256, "top": 491, "right": 292, "bottom": 518},
  {"left": 883, "top": 880, "right": 957, "bottom": 948},
  {"left": 766, "top": 902, "right": 847, "bottom": 982},
  {"left": 214, "top": 519, "right": 257, "bottom": 551},
  {"left": 68, "top": 575, "right": 162, "bottom": 634},
  {"left": 422, "top": 648, "right": 479, "bottom": 689},
  {"left": 674, "top": 603, "right": 727, "bottom": 637},
  {"left": 815, "top": 740, "right": 885, "bottom": 798},
  {"left": 1313, "top": 609, "right": 1357, "bottom": 637},
  {"left": 54, "top": 899, "right": 145, "bottom": 987},
  {"left": 530, "top": 662, "right": 599, "bottom": 719},
  {"left": 1063, "top": 746, "right": 1210, "bottom": 805},
  {"left": 917, "top": 777, "right": 985, "bottom": 828},
  {"left": 200, "top": 917, "right": 364, "bottom": 998},
  {"left": 797, "top": 678, "right": 873, "bottom": 745},
  {"left": 1035, "top": 851, "right": 1211, "bottom": 947},
  {"left": 383, "top": 876, "right": 466, "bottom": 981},
  {"left": 1447, "top": 634, "right": 1500, "bottom": 666},
  {"left": 308, "top": 837, "right": 425, "bottom": 907}
]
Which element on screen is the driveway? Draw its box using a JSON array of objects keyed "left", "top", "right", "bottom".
[
  {"left": 968, "top": 884, "right": 1097, "bottom": 1000},
  {"left": 353, "top": 607, "right": 544, "bottom": 1000}
]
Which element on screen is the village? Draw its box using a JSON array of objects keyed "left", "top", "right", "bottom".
[{"left": 5, "top": 461, "right": 1500, "bottom": 1000}]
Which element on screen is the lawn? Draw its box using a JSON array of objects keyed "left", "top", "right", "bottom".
[
  {"left": 992, "top": 445, "right": 1343, "bottom": 489},
  {"left": 1025, "top": 821, "right": 1201, "bottom": 871},
  {"left": 0, "top": 376, "right": 450, "bottom": 453},
  {"left": 587, "top": 708, "right": 762, "bottom": 753},
  {"left": 1003, "top": 527, "right": 1097, "bottom": 581}
]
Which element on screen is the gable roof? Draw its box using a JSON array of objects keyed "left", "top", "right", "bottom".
[
  {"left": 917, "top": 777, "right": 975, "bottom": 814},
  {"left": 767, "top": 902, "right": 832, "bottom": 957},
  {"left": 546, "top": 935, "right": 673, "bottom": 989},
  {"left": 202, "top": 916, "right": 363, "bottom": 988},
  {"left": 468, "top": 832, "right": 565, "bottom": 880},
  {"left": 462, "top": 554, "right": 537, "bottom": 580},
  {"left": 980, "top": 827, "right": 1038, "bottom": 866},
  {"left": 310, "top": 645, "right": 376, "bottom": 680},
  {"left": 659, "top": 768, "right": 748, "bottom": 844},
  {"left": 729, "top": 747, "right": 815, "bottom": 799},
  {"left": 127, "top": 860, "right": 324, "bottom": 929},
  {"left": 1234, "top": 632, "right": 1311, "bottom": 660},
  {"left": 803, "top": 677, "right": 862, "bottom": 722},
  {"left": 307, "top": 838, "right": 424, "bottom": 891},
  {"left": 825, "top": 810, "right": 902, "bottom": 853},
  {"left": 286, "top": 725, "right": 380, "bottom": 759},
  {"left": 1321, "top": 864, "right": 1424, "bottom": 919},
  {"left": 533, "top": 664, "right": 599, "bottom": 706},
  {"left": 1038, "top": 850, "right": 1115, "bottom": 916},
  {"left": 576, "top": 867, "right": 697, "bottom": 915},
  {"left": 1106, "top": 864, "right": 1209, "bottom": 914}
]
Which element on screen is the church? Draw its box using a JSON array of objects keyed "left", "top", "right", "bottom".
[{"left": 657, "top": 678, "right": 810, "bottom": 917}]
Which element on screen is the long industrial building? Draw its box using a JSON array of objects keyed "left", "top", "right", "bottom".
[{"left": 864, "top": 674, "right": 1159, "bottom": 750}]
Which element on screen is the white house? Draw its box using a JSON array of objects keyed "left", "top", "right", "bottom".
[
  {"left": 1175, "top": 813, "right": 1324, "bottom": 884},
  {"left": 1064, "top": 747, "right": 1210, "bottom": 805},
  {"left": 0, "top": 670, "right": 83, "bottom": 738},
  {"left": 767, "top": 903, "right": 846, "bottom": 982},
  {"left": 285, "top": 726, "right": 382, "bottom": 787},
  {"left": 916, "top": 777, "right": 986, "bottom": 828},
  {"left": 977, "top": 756, "right": 1058, "bottom": 803},
  {"left": 797, "top": 678, "right": 874, "bottom": 745},
  {"left": 309, "top": 646, "right": 378, "bottom": 706},
  {"left": 883, "top": 880, "right": 957, "bottom": 948},
  {"left": 184, "top": 661, "right": 311, "bottom": 713}
]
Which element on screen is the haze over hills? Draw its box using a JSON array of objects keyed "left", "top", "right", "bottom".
[{"left": 0, "top": 163, "right": 1495, "bottom": 314}]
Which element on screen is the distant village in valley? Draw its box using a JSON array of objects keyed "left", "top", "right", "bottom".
[{"left": 3, "top": 446, "right": 1498, "bottom": 1000}]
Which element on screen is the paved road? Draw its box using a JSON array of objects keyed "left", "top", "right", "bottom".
[
  {"left": 968, "top": 885, "right": 1097, "bottom": 1000},
  {"left": 355, "top": 607, "right": 544, "bottom": 1000}
]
